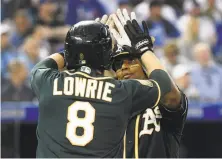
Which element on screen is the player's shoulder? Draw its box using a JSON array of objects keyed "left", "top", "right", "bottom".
[
  {"left": 61, "top": 70, "right": 115, "bottom": 81},
  {"left": 60, "top": 70, "right": 122, "bottom": 88},
  {"left": 60, "top": 70, "right": 155, "bottom": 89},
  {"left": 31, "top": 65, "right": 60, "bottom": 88}
]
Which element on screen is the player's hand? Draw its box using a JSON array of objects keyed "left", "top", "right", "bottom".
[
  {"left": 95, "top": 14, "right": 117, "bottom": 50},
  {"left": 110, "top": 9, "right": 132, "bottom": 47},
  {"left": 120, "top": 9, "right": 153, "bottom": 55},
  {"left": 112, "top": 9, "right": 154, "bottom": 56},
  {"left": 95, "top": 14, "right": 115, "bottom": 28},
  {"left": 125, "top": 19, "right": 154, "bottom": 55}
]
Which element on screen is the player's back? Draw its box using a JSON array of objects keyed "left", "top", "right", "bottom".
[{"left": 35, "top": 70, "right": 134, "bottom": 158}]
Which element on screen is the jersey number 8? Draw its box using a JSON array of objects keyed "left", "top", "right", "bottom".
[{"left": 66, "top": 101, "right": 95, "bottom": 146}]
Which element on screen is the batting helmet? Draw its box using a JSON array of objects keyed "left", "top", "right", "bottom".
[{"left": 64, "top": 21, "right": 112, "bottom": 70}]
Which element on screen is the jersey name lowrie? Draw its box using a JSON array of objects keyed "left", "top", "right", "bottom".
[{"left": 53, "top": 77, "right": 115, "bottom": 102}]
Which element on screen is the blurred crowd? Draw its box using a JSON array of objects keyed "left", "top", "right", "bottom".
[{"left": 1, "top": 0, "right": 222, "bottom": 105}]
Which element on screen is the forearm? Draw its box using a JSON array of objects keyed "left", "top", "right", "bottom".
[
  {"left": 111, "top": 9, "right": 182, "bottom": 109},
  {"left": 32, "top": 53, "right": 64, "bottom": 73},
  {"left": 141, "top": 51, "right": 181, "bottom": 109},
  {"left": 141, "top": 51, "right": 165, "bottom": 76},
  {"left": 48, "top": 53, "right": 65, "bottom": 70}
]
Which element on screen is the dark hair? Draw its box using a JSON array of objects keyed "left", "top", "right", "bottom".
[{"left": 150, "top": 0, "right": 163, "bottom": 9}]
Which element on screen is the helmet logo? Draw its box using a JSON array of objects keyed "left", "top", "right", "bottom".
[
  {"left": 79, "top": 53, "right": 86, "bottom": 64},
  {"left": 80, "top": 53, "right": 84, "bottom": 60}
]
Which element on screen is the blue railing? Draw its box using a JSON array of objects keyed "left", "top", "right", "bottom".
[{"left": 1, "top": 102, "right": 222, "bottom": 123}]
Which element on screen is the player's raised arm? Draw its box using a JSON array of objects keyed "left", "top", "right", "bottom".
[
  {"left": 111, "top": 9, "right": 181, "bottom": 110},
  {"left": 30, "top": 52, "right": 65, "bottom": 96},
  {"left": 32, "top": 52, "right": 65, "bottom": 72}
]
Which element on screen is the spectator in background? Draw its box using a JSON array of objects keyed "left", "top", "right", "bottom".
[
  {"left": 1, "top": 0, "right": 14, "bottom": 21},
  {"left": 172, "top": 64, "right": 200, "bottom": 101},
  {"left": 201, "top": 0, "right": 222, "bottom": 23},
  {"left": 36, "top": 0, "right": 61, "bottom": 26},
  {"left": 1, "top": 23, "right": 17, "bottom": 79},
  {"left": 177, "top": 0, "right": 217, "bottom": 60},
  {"left": 160, "top": 42, "right": 191, "bottom": 75},
  {"left": 18, "top": 35, "right": 50, "bottom": 73},
  {"left": 118, "top": 0, "right": 132, "bottom": 12},
  {"left": 213, "top": 23, "right": 222, "bottom": 61},
  {"left": 1, "top": 60, "right": 36, "bottom": 101},
  {"left": 65, "top": 0, "right": 106, "bottom": 25},
  {"left": 10, "top": 9, "right": 33, "bottom": 48},
  {"left": 146, "top": 0, "right": 180, "bottom": 56},
  {"left": 132, "top": 0, "right": 149, "bottom": 23},
  {"left": 97, "top": 0, "right": 118, "bottom": 14},
  {"left": 133, "top": 0, "right": 178, "bottom": 24},
  {"left": 1, "top": 0, "right": 38, "bottom": 22},
  {"left": 201, "top": 0, "right": 222, "bottom": 59},
  {"left": 191, "top": 43, "right": 222, "bottom": 103},
  {"left": 36, "top": 0, "right": 69, "bottom": 52},
  {"left": 1, "top": 0, "right": 15, "bottom": 21}
]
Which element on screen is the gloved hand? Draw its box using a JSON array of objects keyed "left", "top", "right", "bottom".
[
  {"left": 124, "top": 19, "right": 153, "bottom": 55},
  {"left": 111, "top": 9, "right": 154, "bottom": 57}
]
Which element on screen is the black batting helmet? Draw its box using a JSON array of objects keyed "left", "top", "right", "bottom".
[{"left": 64, "top": 21, "right": 112, "bottom": 70}]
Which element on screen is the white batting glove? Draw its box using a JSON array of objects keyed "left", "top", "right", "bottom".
[
  {"left": 95, "top": 14, "right": 115, "bottom": 28},
  {"left": 111, "top": 9, "right": 155, "bottom": 46},
  {"left": 110, "top": 9, "right": 133, "bottom": 47}
]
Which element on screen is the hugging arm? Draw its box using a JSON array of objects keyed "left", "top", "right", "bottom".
[{"left": 111, "top": 9, "right": 182, "bottom": 110}]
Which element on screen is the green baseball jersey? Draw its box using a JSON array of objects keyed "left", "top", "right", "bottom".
[
  {"left": 125, "top": 92, "right": 188, "bottom": 158},
  {"left": 30, "top": 58, "right": 161, "bottom": 158}
]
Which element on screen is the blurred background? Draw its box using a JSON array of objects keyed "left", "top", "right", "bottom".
[{"left": 1, "top": 0, "right": 222, "bottom": 157}]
